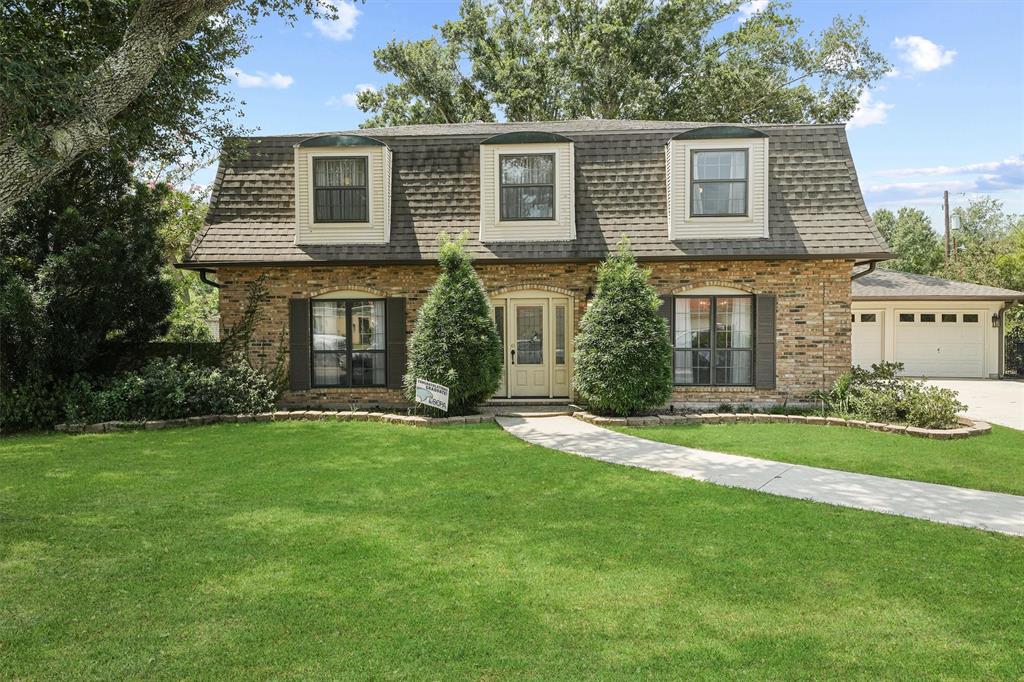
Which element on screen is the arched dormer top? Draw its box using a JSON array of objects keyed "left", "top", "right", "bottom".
[
  {"left": 672, "top": 126, "right": 767, "bottom": 141},
  {"left": 295, "top": 134, "right": 387, "bottom": 148},
  {"left": 480, "top": 131, "right": 573, "bottom": 145}
]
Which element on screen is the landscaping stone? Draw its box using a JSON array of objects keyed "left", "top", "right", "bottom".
[
  {"left": 769, "top": 415, "right": 789, "bottom": 424},
  {"left": 254, "top": 412, "right": 274, "bottom": 422},
  {"left": 947, "top": 428, "right": 971, "bottom": 439},
  {"left": 272, "top": 411, "right": 291, "bottom": 420},
  {"left": 734, "top": 413, "right": 754, "bottom": 423},
  {"left": 825, "top": 417, "right": 848, "bottom": 427},
  {"left": 883, "top": 424, "right": 907, "bottom": 435},
  {"left": 846, "top": 419, "right": 868, "bottom": 429},
  {"left": 658, "top": 415, "right": 685, "bottom": 425},
  {"left": 83, "top": 422, "right": 105, "bottom": 433},
  {"left": 144, "top": 420, "right": 167, "bottom": 430},
  {"left": 464, "top": 414, "right": 483, "bottom": 424},
  {"left": 787, "top": 415, "right": 808, "bottom": 424},
  {"left": 351, "top": 411, "right": 370, "bottom": 421},
  {"left": 752, "top": 414, "right": 773, "bottom": 423},
  {"left": 288, "top": 411, "right": 309, "bottom": 421},
  {"left": 185, "top": 416, "right": 206, "bottom": 427},
  {"left": 67, "top": 423, "right": 83, "bottom": 434},
  {"left": 700, "top": 413, "right": 721, "bottom": 424},
  {"left": 236, "top": 414, "right": 255, "bottom": 423},
  {"left": 805, "top": 416, "right": 827, "bottom": 426},
  {"left": 54, "top": 423, "right": 68, "bottom": 433},
  {"left": 717, "top": 413, "right": 737, "bottom": 424},
  {"left": 447, "top": 416, "right": 467, "bottom": 425},
  {"left": 166, "top": 419, "right": 187, "bottom": 428}
]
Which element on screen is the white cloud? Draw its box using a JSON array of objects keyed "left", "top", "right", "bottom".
[
  {"left": 326, "top": 83, "right": 376, "bottom": 108},
  {"left": 227, "top": 68, "right": 294, "bottom": 89},
  {"left": 313, "top": 0, "right": 359, "bottom": 41},
  {"left": 847, "top": 90, "right": 893, "bottom": 129},
  {"left": 864, "top": 156, "right": 1024, "bottom": 202},
  {"left": 877, "top": 156, "right": 1023, "bottom": 178},
  {"left": 738, "top": 0, "right": 768, "bottom": 21},
  {"left": 892, "top": 35, "right": 956, "bottom": 72}
]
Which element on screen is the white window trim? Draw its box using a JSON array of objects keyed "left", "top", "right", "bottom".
[{"left": 306, "top": 150, "right": 374, "bottom": 230}]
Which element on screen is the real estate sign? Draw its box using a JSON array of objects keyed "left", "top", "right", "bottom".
[{"left": 414, "top": 378, "right": 450, "bottom": 412}]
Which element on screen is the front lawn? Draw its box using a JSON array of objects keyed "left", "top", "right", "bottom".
[
  {"left": 614, "top": 422, "right": 1024, "bottom": 496},
  {"left": 1, "top": 422, "right": 1022, "bottom": 679}
]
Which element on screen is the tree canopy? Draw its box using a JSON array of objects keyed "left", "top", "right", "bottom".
[
  {"left": 358, "top": 0, "right": 889, "bottom": 127},
  {"left": 873, "top": 207, "right": 943, "bottom": 275}
]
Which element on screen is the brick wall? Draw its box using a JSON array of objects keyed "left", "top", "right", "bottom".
[{"left": 215, "top": 258, "right": 852, "bottom": 408}]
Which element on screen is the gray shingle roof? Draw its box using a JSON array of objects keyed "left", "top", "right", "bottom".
[
  {"left": 185, "top": 120, "right": 890, "bottom": 266},
  {"left": 853, "top": 268, "right": 1024, "bottom": 300}
]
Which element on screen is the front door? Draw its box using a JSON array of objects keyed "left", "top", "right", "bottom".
[{"left": 511, "top": 300, "right": 550, "bottom": 397}]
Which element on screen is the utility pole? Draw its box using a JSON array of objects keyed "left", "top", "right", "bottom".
[{"left": 943, "top": 190, "right": 951, "bottom": 262}]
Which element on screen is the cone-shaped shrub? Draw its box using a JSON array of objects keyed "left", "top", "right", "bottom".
[
  {"left": 404, "top": 233, "right": 503, "bottom": 415},
  {"left": 572, "top": 238, "right": 672, "bottom": 416}
]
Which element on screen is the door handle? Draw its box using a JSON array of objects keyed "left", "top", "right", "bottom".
[{"left": 510, "top": 348, "right": 516, "bottom": 365}]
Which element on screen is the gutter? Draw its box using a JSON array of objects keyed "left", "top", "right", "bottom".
[
  {"left": 850, "top": 260, "right": 877, "bottom": 281},
  {"left": 196, "top": 268, "right": 222, "bottom": 289}
]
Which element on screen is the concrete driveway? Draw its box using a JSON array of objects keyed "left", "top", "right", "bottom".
[{"left": 927, "top": 379, "right": 1024, "bottom": 430}]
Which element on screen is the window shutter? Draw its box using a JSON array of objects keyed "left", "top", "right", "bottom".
[
  {"left": 288, "top": 299, "right": 311, "bottom": 391},
  {"left": 657, "top": 294, "right": 674, "bottom": 342},
  {"left": 386, "top": 297, "right": 407, "bottom": 389},
  {"left": 754, "top": 294, "right": 776, "bottom": 390}
]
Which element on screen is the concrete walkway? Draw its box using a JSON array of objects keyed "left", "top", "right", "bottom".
[{"left": 497, "top": 415, "right": 1024, "bottom": 536}]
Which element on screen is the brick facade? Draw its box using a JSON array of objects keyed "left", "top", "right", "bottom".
[{"left": 216, "top": 258, "right": 853, "bottom": 409}]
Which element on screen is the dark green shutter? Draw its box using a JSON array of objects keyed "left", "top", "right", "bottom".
[
  {"left": 754, "top": 294, "right": 776, "bottom": 389},
  {"left": 386, "top": 297, "right": 407, "bottom": 389},
  {"left": 657, "top": 294, "right": 674, "bottom": 342},
  {"left": 288, "top": 299, "right": 311, "bottom": 391}
]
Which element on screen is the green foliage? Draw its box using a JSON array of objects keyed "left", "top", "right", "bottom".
[
  {"left": 64, "top": 354, "right": 277, "bottom": 423},
  {"left": 815, "top": 362, "right": 966, "bottom": 429},
  {"left": 358, "top": 0, "right": 889, "bottom": 127},
  {"left": 1005, "top": 324, "right": 1024, "bottom": 375},
  {"left": 872, "top": 207, "right": 943, "bottom": 275},
  {"left": 157, "top": 185, "right": 218, "bottom": 342},
  {"left": 404, "top": 233, "right": 503, "bottom": 415},
  {"left": 572, "top": 238, "right": 672, "bottom": 416},
  {"left": 1, "top": 154, "right": 173, "bottom": 387}
]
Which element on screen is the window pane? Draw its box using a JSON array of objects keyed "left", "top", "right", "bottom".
[
  {"left": 555, "top": 305, "right": 566, "bottom": 365},
  {"left": 516, "top": 305, "right": 544, "bottom": 364},
  {"left": 860, "top": 313, "right": 877, "bottom": 322},
  {"left": 675, "top": 350, "right": 711, "bottom": 384},
  {"left": 899, "top": 313, "right": 915, "bottom": 322},
  {"left": 963, "top": 314, "right": 979, "bottom": 323},
  {"left": 715, "top": 297, "right": 753, "bottom": 348},
  {"left": 312, "top": 301, "right": 346, "bottom": 351},
  {"left": 714, "top": 350, "right": 752, "bottom": 385},
  {"left": 500, "top": 186, "right": 554, "bottom": 220},
  {"left": 921, "top": 313, "right": 936, "bottom": 322},
  {"left": 313, "top": 352, "right": 346, "bottom": 386},
  {"left": 674, "top": 297, "right": 711, "bottom": 348},
  {"left": 350, "top": 300, "right": 385, "bottom": 350},
  {"left": 315, "top": 187, "right": 367, "bottom": 222},
  {"left": 500, "top": 155, "right": 554, "bottom": 185},
  {"left": 692, "top": 181, "right": 746, "bottom": 215},
  {"left": 314, "top": 158, "right": 367, "bottom": 188},
  {"left": 941, "top": 314, "right": 957, "bottom": 323},
  {"left": 351, "top": 352, "right": 385, "bottom": 387},
  {"left": 694, "top": 151, "right": 746, "bottom": 180}
]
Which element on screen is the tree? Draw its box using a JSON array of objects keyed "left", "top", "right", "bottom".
[
  {"left": 873, "top": 207, "right": 943, "bottom": 275},
  {"left": 1, "top": 153, "right": 174, "bottom": 429},
  {"left": 938, "top": 197, "right": 1024, "bottom": 289},
  {"left": 572, "top": 238, "right": 672, "bottom": 416},
  {"left": 0, "top": 0, "right": 336, "bottom": 224},
  {"left": 358, "top": 0, "right": 888, "bottom": 127},
  {"left": 404, "top": 233, "right": 503, "bottom": 415},
  {"left": 157, "top": 184, "right": 219, "bottom": 341}
]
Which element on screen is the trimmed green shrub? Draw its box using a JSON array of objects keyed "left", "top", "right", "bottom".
[
  {"left": 403, "top": 233, "right": 503, "bottom": 416},
  {"left": 815, "top": 362, "right": 966, "bottom": 429},
  {"left": 64, "top": 354, "right": 277, "bottom": 423},
  {"left": 572, "top": 238, "right": 672, "bottom": 416}
]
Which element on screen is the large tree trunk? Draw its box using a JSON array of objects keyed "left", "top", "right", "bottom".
[{"left": 0, "top": 0, "right": 228, "bottom": 225}]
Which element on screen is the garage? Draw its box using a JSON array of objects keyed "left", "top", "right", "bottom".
[{"left": 851, "top": 269, "right": 1022, "bottom": 379}]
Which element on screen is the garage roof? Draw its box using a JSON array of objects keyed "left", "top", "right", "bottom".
[{"left": 853, "top": 269, "right": 1024, "bottom": 301}]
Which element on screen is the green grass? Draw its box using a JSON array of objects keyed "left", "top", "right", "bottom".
[
  {"left": 613, "top": 422, "right": 1024, "bottom": 496},
  {"left": 1, "top": 422, "right": 1022, "bottom": 680}
]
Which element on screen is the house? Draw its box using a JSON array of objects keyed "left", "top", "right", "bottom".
[
  {"left": 852, "top": 268, "right": 1022, "bottom": 378},
  {"left": 182, "top": 120, "right": 891, "bottom": 409}
]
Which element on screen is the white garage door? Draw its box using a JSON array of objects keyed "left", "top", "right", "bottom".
[
  {"left": 894, "top": 311, "right": 985, "bottom": 377},
  {"left": 851, "top": 310, "right": 883, "bottom": 369}
]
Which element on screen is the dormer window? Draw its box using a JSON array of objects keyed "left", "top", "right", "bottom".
[
  {"left": 313, "top": 157, "right": 369, "bottom": 223},
  {"left": 499, "top": 154, "right": 556, "bottom": 220},
  {"left": 691, "top": 150, "right": 748, "bottom": 217}
]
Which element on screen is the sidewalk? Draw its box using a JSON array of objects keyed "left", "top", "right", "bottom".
[{"left": 497, "top": 415, "right": 1024, "bottom": 536}]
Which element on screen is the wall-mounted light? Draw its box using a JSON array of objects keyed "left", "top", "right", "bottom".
[
  {"left": 586, "top": 287, "right": 594, "bottom": 301},
  {"left": 992, "top": 312, "right": 1000, "bottom": 328}
]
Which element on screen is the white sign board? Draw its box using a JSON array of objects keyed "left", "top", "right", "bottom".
[{"left": 414, "top": 378, "right": 450, "bottom": 412}]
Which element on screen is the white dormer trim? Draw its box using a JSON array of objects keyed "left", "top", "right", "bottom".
[
  {"left": 479, "top": 142, "right": 575, "bottom": 243},
  {"left": 667, "top": 137, "right": 769, "bottom": 241},
  {"left": 294, "top": 145, "right": 392, "bottom": 245}
]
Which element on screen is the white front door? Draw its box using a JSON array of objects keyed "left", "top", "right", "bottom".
[
  {"left": 852, "top": 309, "right": 883, "bottom": 369},
  {"left": 511, "top": 300, "right": 550, "bottom": 397}
]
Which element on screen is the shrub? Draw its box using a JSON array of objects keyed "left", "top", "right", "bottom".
[
  {"left": 64, "top": 354, "right": 277, "bottom": 423},
  {"left": 572, "top": 238, "right": 672, "bottom": 416},
  {"left": 403, "top": 233, "right": 503, "bottom": 416},
  {"left": 815, "top": 362, "right": 965, "bottom": 429}
]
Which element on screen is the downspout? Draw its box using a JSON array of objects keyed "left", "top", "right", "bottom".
[
  {"left": 197, "top": 269, "right": 222, "bottom": 289},
  {"left": 850, "top": 260, "right": 877, "bottom": 281}
]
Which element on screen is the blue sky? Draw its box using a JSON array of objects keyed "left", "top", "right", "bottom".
[{"left": 213, "top": 0, "right": 1024, "bottom": 230}]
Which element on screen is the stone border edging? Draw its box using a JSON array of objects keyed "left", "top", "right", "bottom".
[
  {"left": 54, "top": 410, "right": 495, "bottom": 434},
  {"left": 571, "top": 411, "right": 991, "bottom": 440}
]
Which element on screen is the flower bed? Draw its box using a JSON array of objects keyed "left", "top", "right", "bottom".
[
  {"left": 572, "top": 411, "right": 991, "bottom": 440},
  {"left": 55, "top": 409, "right": 495, "bottom": 434}
]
